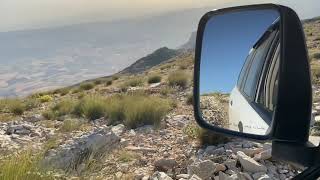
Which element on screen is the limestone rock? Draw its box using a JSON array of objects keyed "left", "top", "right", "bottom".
[
  {"left": 237, "top": 151, "right": 267, "bottom": 173},
  {"left": 42, "top": 128, "right": 120, "bottom": 171},
  {"left": 150, "top": 171, "right": 173, "bottom": 180},
  {"left": 154, "top": 158, "right": 177, "bottom": 171},
  {"left": 188, "top": 160, "right": 216, "bottom": 179}
]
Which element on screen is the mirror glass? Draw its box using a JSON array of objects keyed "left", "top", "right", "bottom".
[{"left": 199, "top": 9, "right": 280, "bottom": 135}]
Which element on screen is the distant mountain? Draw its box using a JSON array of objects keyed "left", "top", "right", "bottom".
[
  {"left": 303, "top": 16, "right": 320, "bottom": 23},
  {"left": 0, "top": 7, "right": 210, "bottom": 97},
  {"left": 120, "top": 47, "right": 179, "bottom": 74},
  {"left": 180, "top": 31, "right": 197, "bottom": 50}
]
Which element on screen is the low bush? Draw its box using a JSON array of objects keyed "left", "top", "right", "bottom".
[
  {"left": 105, "top": 80, "right": 113, "bottom": 86},
  {"left": 24, "top": 98, "right": 40, "bottom": 110},
  {"left": 71, "top": 88, "right": 81, "bottom": 94},
  {"left": 51, "top": 99, "right": 76, "bottom": 117},
  {"left": 94, "top": 79, "right": 102, "bottom": 85},
  {"left": 168, "top": 71, "right": 188, "bottom": 88},
  {"left": 148, "top": 75, "right": 162, "bottom": 84},
  {"left": 160, "top": 86, "right": 174, "bottom": 96},
  {"left": 125, "top": 96, "right": 171, "bottom": 128},
  {"left": 106, "top": 95, "right": 172, "bottom": 129},
  {"left": 39, "top": 95, "right": 53, "bottom": 103},
  {"left": 183, "top": 123, "right": 230, "bottom": 145},
  {"left": 186, "top": 94, "right": 194, "bottom": 105},
  {"left": 112, "top": 76, "right": 119, "bottom": 80},
  {"left": 80, "top": 83, "right": 94, "bottom": 90},
  {"left": 117, "top": 150, "right": 140, "bottom": 163},
  {"left": 125, "top": 77, "right": 144, "bottom": 87},
  {"left": 73, "top": 95, "right": 107, "bottom": 120},
  {"left": 312, "top": 52, "right": 320, "bottom": 60},
  {"left": 7, "top": 99, "right": 25, "bottom": 115},
  {"left": 58, "top": 119, "right": 82, "bottom": 133},
  {"left": 42, "top": 99, "right": 76, "bottom": 120}
]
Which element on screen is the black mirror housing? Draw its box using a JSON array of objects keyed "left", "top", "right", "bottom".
[{"left": 194, "top": 4, "right": 311, "bottom": 143}]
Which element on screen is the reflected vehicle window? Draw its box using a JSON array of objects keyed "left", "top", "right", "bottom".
[{"left": 243, "top": 29, "right": 277, "bottom": 99}]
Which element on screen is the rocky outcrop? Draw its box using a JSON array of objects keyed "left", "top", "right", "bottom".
[{"left": 42, "top": 127, "right": 120, "bottom": 172}]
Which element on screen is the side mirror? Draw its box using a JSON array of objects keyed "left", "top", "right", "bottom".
[{"left": 194, "top": 4, "right": 314, "bottom": 166}]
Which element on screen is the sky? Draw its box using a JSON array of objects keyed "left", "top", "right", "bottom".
[
  {"left": 200, "top": 9, "right": 279, "bottom": 94},
  {"left": 0, "top": 0, "right": 319, "bottom": 32}
]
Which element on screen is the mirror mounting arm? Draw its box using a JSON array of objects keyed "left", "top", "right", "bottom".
[{"left": 272, "top": 141, "right": 320, "bottom": 167}]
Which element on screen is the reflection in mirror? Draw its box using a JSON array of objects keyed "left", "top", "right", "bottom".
[{"left": 199, "top": 9, "right": 280, "bottom": 135}]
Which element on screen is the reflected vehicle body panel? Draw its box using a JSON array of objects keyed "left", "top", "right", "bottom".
[
  {"left": 229, "top": 86, "right": 269, "bottom": 135},
  {"left": 228, "top": 19, "right": 280, "bottom": 135}
]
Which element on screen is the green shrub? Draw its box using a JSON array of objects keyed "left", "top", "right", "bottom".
[
  {"left": 52, "top": 99, "right": 76, "bottom": 117},
  {"left": 42, "top": 110, "right": 55, "bottom": 120},
  {"left": 7, "top": 99, "right": 25, "bottom": 115},
  {"left": 125, "top": 77, "right": 143, "bottom": 87},
  {"left": 0, "top": 150, "right": 53, "bottom": 180},
  {"left": 71, "top": 88, "right": 81, "bottom": 94},
  {"left": 105, "top": 96, "right": 125, "bottom": 125},
  {"left": 312, "top": 52, "right": 320, "bottom": 60},
  {"left": 57, "top": 88, "right": 70, "bottom": 96},
  {"left": 198, "top": 129, "right": 231, "bottom": 145},
  {"left": 112, "top": 76, "right": 119, "bottom": 80},
  {"left": 160, "top": 87, "right": 174, "bottom": 96},
  {"left": 106, "top": 80, "right": 113, "bottom": 86},
  {"left": 80, "top": 83, "right": 94, "bottom": 90},
  {"left": 148, "top": 75, "right": 162, "bottom": 84},
  {"left": 123, "top": 96, "right": 171, "bottom": 128},
  {"left": 179, "top": 63, "right": 188, "bottom": 70},
  {"left": 168, "top": 71, "right": 188, "bottom": 88},
  {"left": 186, "top": 94, "right": 194, "bottom": 105},
  {"left": 105, "top": 95, "right": 172, "bottom": 128},
  {"left": 38, "top": 95, "right": 53, "bottom": 103},
  {"left": 183, "top": 123, "right": 230, "bottom": 145},
  {"left": 73, "top": 95, "right": 107, "bottom": 120},
  {"left": 58, "top": 119, "right": 81, "bottom": 133},
  {"left": 24, "top": 98, "right": 40, "bottom": 110},
  {"left": 41, "top": 99, "right": 76, "bottom": 120},
  {"left": 117, "top": 150, "right": 139, "bottom": 163},
  {"left": 94, "top": 80, "right": 102, "bottom": 85}
]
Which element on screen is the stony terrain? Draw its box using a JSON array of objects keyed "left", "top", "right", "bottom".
[{"left": 0, "top": 17, "right": 319, "bottom": 180}]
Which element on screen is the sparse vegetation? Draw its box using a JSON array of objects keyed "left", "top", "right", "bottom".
[
  {"left": 59, "top": 119, "right": 82, "bottom": 133},
  {"left": 168, "top": 71, "right": 188, "bottom": 88},
  {"left": 148, "top": 75, "right": 161, "bottom": 84},
  {"left": 183, "top": 123, "right": 230, "bottom": 145},
  {"left": 312, "top": 52, "right": 320, "bottom": 60},
  {"left": 94, "top": 79, "right": 102, "bottom": 85},
  {"left": 112, "top": 76, "right": 119, "bottom": 80},
  {"left": 6, "top": 99, "right": 25, "bottom": 115},
  {"left": 160, "top": 86, "right": 174, "bottom": 96},
  {"left": 105, "top": 95, "right": 172, "bottom": 128},
  {"left": 39, "top": 95, "right": 53, "bottom": 103},
  {"left": 106, "top": 80, "right": 113, "bottom": 86},
  {"left": 186, "top": 94, "right": 194, "bottom": 105},
  {"left": 125, "top": 77, "right": 144, "bottom": 87},
  {"left": 117, "top": 150, "right": 140, "bottom": 163},
  {"left": 80, "top": 83, "right": 95, "bottom": 90},
  {"left": 0, "top": 150, "right": 53, "bottom": 180},
  {"left": 24, "top": 98, "right": 40, "bottom": 110},
  {"left": 122, "top": 95, "right": 171, "bottom": 128},
  {"left": 54, "top": 88, "right": 70, "bottom": 96}
]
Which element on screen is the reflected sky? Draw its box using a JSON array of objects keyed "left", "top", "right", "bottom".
[{"left": 200, "top": 9, "right": 279, "bottom": 94}]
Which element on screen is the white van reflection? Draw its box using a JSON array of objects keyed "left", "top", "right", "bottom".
[{"left": 229, "top": 20, "right": 280, "bottom": 135}]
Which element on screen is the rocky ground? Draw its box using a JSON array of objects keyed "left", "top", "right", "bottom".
[{"left": 0, "top": 83, "right": 303, "bottom": 179}]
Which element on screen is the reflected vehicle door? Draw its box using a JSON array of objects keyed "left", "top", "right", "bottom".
[{"left": 229, "top": 21, "right": 280, "bottom": 135}]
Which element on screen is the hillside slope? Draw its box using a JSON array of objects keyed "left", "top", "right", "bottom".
[{"left": 120, "top": 47, "right": 180, "bottom": 74}]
